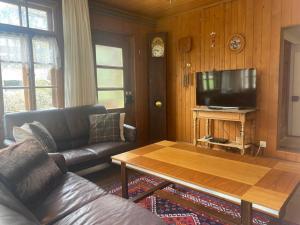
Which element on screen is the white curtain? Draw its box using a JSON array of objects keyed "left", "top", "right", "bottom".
[
  {"left": 62, "top": 0, "right": 97, "bottom": 107},
  {"left": 0, "top": 33, "right": 29, "bottom": 64},
  {"left": 32, "top": 36, "right": 61, "bottom": 69}
]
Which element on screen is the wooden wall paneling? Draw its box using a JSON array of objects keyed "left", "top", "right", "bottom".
[
  {"left": 230, "top": 0, "right": 238, "bottom": 69},
  {"left": 252, "top": 0, "right": 263, "bottom": 142},
  {"left": 281, "top": 0, "right": 292, "bottom": 27},
  {"left": 155, "top": 0, "right": 300, "bottom": 162},
  {"left": 268, "top": 0, "right": 283, "bottom": 157},
  {"left": 291, "top": 0, "right": 300, "bottom": 25},
  {"left": 244, "top": 0, "right": 254, "bottom": 68},
  {"left": 237, "top": 0, "right": 246, "bottom": 69}
]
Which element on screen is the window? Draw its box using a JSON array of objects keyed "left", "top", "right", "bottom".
[
  {"left": 0, "top": 1, "right": 53, "bottom": 30},
  {"left": 0, "top": 0, "right": 62, "bottom": 114},
  {"left": 95, "top": 45, "right": 125, "bottom": 109}
]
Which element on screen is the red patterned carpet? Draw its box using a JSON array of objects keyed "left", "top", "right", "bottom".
[{"left": 96, "top": 172, "right": 294, "bottom": 225}]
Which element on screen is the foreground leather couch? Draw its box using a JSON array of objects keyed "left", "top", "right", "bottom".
[
  {"left": 0, "top": 148, "right": 165, "bottom": 225},
  {"left": 3, "top": 105, "right": 137, "bottom": 172}
]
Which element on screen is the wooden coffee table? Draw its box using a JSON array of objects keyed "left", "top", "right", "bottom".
[{"left": 111, "top": 141, "right": 300, "bottom": 225}]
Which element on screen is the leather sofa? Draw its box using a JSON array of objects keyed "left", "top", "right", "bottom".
[
  {"left": 3, "top": 105, "right": 137, "bottom": 172},
  {"left": 0, "top": 150, "right": 165, "bottom": 225}
]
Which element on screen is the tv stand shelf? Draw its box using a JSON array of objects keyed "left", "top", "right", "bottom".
[{"left": 192, "top": 107, "right": 256, "bottom": 155}]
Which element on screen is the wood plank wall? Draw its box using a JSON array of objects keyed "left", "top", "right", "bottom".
[
  {"left": 89, "top": 6, "right": 155, "bottom": 145},
  {"left": 156, "top": 0, "right": 300, "bottom": 162}
]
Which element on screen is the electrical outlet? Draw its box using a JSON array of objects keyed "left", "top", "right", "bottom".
[{"left": 260, "top": 141, "right": 267, "bottom": 148}]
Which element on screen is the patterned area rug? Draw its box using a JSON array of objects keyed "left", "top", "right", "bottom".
[{"left": 100, "top": 173, "right": 294, "bottom": 225}]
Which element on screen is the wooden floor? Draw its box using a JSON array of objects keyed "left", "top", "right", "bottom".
[{"left": 112, "top": 140, "right": 300, "bottom": 222}]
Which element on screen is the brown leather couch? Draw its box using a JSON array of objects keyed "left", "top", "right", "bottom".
[
  {"left": 0, "top": 152, "right": 165, "bottom": 225},
  {"left": 3, "top": 105, "right": 137, "bottom": 172}
]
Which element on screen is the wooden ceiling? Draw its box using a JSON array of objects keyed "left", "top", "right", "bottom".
[{"left": 93, "top": 0, "right": 222, "bottom": 19}]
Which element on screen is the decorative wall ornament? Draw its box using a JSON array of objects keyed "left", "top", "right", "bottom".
[
  {"left": 178, "top": 36, "right": 192, "bottom": 88},
  {"left": 228, "top": 34, "right": 246, "bottom": 53},
  {"left": 210, "top": 32, "right": 216, "bottom": 48}
]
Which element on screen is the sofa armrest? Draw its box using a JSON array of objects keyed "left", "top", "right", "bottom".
[
  {"left": 48, "top": 153, "right": 67, "bottom": 174},
  {"left": 124, "top": 124, "right": 136, "bottom": 142},
  {"left": 3, "top": 139, "right": 16, "bottom": 147}
]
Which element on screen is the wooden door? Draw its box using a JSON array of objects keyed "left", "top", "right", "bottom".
[
  {"left": 289, "top": 45, "right": 300, "bottom": 136},
  {"left": 93, "top": 32, "right": 135, "bottom": 125},
  {"left": 148, "top": 33, "right": 167, "bottom": 142}
]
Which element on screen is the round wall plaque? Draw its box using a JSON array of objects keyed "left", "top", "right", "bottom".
[{"left": 228, "top": 34, "right": 246, "bottom": 53}]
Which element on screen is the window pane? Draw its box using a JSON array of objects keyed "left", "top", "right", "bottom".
[
  {"left": 98, "top": 90, "right": 124, "bottom": 109},
  {"left": 28, "top": 7, "right": 50, "bottom": 31},
  {"left": 36, "top": 88, "right": 56, "bottom": 109},
  {"left": 1, "top": 63, "right": 28, "bottom": 87},
  {"left": 97, "top": 68, "right": 123, "bottom": 88},
  {"left": 96, "top": 45, "right": 123, "bottom": 67},
  {"left": 21, "top": 6, "right": 27, "bottom": 27},
  {"left": 0, "top": 2, "right": 19, "bottom": 26},
  {"left": 35, "top": 64, "right": 54, "bottom": 86},
  {"left": 3, "top": 89, "right": 28, "bottom": 113}
]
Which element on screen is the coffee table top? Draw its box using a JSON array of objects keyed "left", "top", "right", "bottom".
[{"left": 112, "top": 141, "right": 300, "bottom": 217}]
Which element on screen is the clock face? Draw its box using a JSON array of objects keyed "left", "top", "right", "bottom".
[{"left": 151, "top": 37, "right": 165, "bottom": 57}]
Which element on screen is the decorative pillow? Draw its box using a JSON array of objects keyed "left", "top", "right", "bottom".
[
  {"left": 13, "top": 123, "right": 35, "bottom": 143},
  {"left": 0, "top": 139, "right": 63, "bottom": 209},
  {"left": 28, "top": 121, "right": 57, "bottom": 153},
  {"left": 89, "top": 113, "right": 125, "bottom": 144}
]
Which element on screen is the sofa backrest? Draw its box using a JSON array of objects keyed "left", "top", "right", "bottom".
[
  {"left": 3, "top": 105, "right": 107, "bottom": 150},
  {"left": 0, "top": 181, "right": 40, "bottom": 225},
  {"left": 63, "top": 105, "right": 107, "bottom": 148}
]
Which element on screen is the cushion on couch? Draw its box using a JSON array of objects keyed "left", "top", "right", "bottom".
[
  {"left": 29, "top": 121, "right": 58, "bottom": 153},
  {"left": 86, "top": 142, "right": 136, "bottom": 158},
  {"left": 33, "top": 173, "right": 106, "bottom": 225},
  {"left": 63, "top": 105, "right": 107, "bottom": 149},
  {"left": 0, "top": 139, "right": 63, "bottom": 208},
  {"left": 89, "top": 113, "right": 122, "bottom": 144},
  {"left": 61, "top": 148, "right": 97, "bottom": 167}
]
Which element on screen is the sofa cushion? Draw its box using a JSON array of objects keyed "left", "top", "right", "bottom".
[
  {"left": 0, "top": 182, "right": 40, "bottom": 225},
  {"left": 89, "top": 113, "right": 122, "bottom": 144},
  {"left": 29, "top": 121, "right": 58, "bottom": 153},
  {"left": 61, "top": 148, "right": 97, "bottom": 167},
  {"left": 53, "top": 194, "right": 165, "bottom": 225},
  {"left": 85, "top": 142, "right": 136, "bottom": 159},
  {"left": 33, "top": 173, "right": 106, "bottom": 225},
  {"left": 63, "top": 105, "right": 107, "bottom": 149},
  {"left": 13, "top": 123, "right": 35, "bottom": 143},
  {"left": 0, "top": 139, "right": 63, "bottom": 208}
]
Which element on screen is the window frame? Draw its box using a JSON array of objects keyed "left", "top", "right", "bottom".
[{"left": 0, "top": 0, "right": 63, "bottom": 115}]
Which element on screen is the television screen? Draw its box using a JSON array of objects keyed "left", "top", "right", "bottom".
[{"left": 196, "top": 69, "right": 256, "bottom": 108}]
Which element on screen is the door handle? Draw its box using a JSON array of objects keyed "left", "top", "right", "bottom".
[
  {"left": 125, "top": 91, "right": 133, "bottom": 105},
  {"left": 155, "top": 101, "right": 163, "bottom": 108},
  {"left": 292, "top": 96, "right": 300, "bottom": 102}
]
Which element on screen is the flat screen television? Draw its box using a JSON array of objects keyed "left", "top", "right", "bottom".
[{"left": 196, "top": 69, "right": 256, "bottom": 109}]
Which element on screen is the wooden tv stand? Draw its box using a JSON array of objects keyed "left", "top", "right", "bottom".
[{"left": 192, "top": 107, "right": 256, "bottom": 155}]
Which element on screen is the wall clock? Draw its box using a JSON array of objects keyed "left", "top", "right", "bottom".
[
  {"left": 228, "top": 34, "right": 246, "bottom": 53},
  {"left": 151, "top": 37, "right": 165, "bottom": 57}
]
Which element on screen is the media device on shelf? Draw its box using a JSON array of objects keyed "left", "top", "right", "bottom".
[{"left": 196, "top": 68, "right": 256, "bottom": 109}]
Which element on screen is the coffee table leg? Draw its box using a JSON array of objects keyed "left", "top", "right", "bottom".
[
  {"left": 121, "top": 162, "right": 128, "bottom": 199},
  {"left": 241, "top": 200, "right": 252, "bottom": 225}
]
